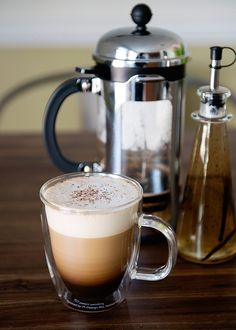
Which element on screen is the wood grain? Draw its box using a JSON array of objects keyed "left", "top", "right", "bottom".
[{"left": 1, "top": 131, "right": 236, "bottom": 329}]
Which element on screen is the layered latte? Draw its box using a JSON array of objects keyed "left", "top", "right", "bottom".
[{"left": 43, "top": 174, "right": 141, "bottom": 297}]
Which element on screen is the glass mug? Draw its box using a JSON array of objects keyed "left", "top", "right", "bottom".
[{"left": 40, "top": 172, "right": 177, "bottom": 312}]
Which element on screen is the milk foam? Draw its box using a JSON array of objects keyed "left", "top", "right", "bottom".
[{"left": 43, "top": 174, "right": 141, "bottom": 238}]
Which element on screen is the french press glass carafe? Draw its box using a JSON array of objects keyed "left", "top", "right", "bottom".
[{"left": 44, "top": 4, "right": 189, "bottom": 227}]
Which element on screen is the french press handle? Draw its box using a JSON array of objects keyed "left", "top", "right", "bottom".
[{"left": 44, "top": 70, "right": 101, "bottom": 172}]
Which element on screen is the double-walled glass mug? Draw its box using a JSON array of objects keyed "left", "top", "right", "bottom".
[{"left": 40, "top": 172, "right": 177, "bottom": 312}]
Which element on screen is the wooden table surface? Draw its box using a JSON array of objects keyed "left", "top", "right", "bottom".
[{"left": 1, "top": 131, "right": 236, "bottom": 329}]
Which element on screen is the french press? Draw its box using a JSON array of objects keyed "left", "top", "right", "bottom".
[{"left": 44, "top": 4, "right": 189, "bottom": 227}]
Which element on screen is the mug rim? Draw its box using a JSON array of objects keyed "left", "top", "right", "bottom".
[{"left": 40, "top": 172, "right": 143, "bottom": 214}]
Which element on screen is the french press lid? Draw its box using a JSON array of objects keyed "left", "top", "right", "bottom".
[{"left": 92, "top": 4, "right": 189, "bottom": 82}]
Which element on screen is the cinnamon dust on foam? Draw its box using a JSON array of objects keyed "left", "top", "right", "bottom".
[{"left": 70, "top": 184, "right": 118, "bottom": 205}]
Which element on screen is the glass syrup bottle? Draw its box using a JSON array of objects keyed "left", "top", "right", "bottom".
[{"left": 177, "top": 46, "right": 236, "bottom": 264}]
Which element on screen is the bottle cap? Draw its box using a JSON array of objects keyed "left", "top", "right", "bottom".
[{"left": 198, "top": 46, "right": 236, "bottom": 119}]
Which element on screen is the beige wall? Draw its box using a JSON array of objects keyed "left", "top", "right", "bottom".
[
  {"left": 1, "top": 1, "right": 236, "bottom": 133},
  {"left": 1, "top": 46, "right": 236, "bottom": 133},
  {"left": 1, "top": 1, "right": 235, "bottom": 47},
  {"left": 0, "top": 48, "right": 93, "bottom": 132}
]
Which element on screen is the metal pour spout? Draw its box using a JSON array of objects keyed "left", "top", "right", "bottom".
[
  {"left": 196, "top": 46, "right": 236, "bottom": 119},
  {"left": 210, "top": 46, "right": 223, "bottom": 91}
]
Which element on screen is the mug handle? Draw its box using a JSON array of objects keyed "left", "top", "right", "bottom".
[
  {"left": 44, "top": 72, "right": 101, "bottom": 173},
  {"left": 131, "top": 215, "right": 177, "bottom": 281}
]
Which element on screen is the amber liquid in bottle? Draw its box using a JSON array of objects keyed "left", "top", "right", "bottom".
[{"left": 177, "top": 120, "right": 236, "bottom": 263}]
